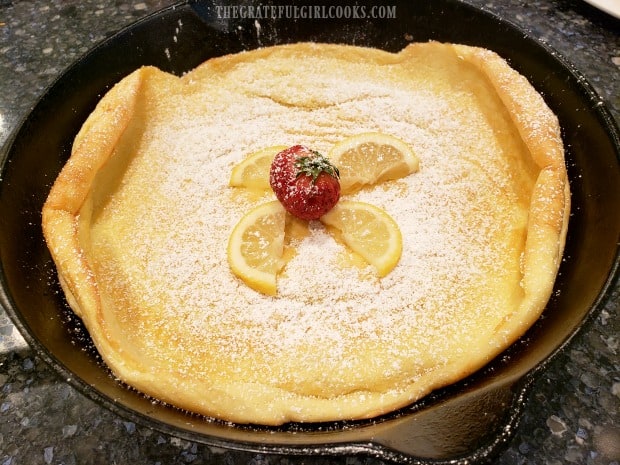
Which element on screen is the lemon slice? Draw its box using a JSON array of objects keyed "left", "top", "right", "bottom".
[
  {"left": 227, "top": 201, "right": 286, "bottom": 295},
  {"left": 320, "top": 200, "right": 403, "bottom": 277},
  {"left": 328, "top": 132, "right": 419, "bottom": 193},
  {"left": 229, "top": 145, "right": 289, "bottom": 189}
]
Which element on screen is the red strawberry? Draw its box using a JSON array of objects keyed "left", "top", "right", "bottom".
[{"left": 269, "top": 145, "right": 341, "bottom": 221}]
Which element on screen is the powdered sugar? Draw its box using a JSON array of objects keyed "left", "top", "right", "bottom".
[{"left": 89, "top": 48, "right": 536, "bottom": 390}]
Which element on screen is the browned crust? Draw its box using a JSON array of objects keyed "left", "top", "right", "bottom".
[
  {"left": 42, "top": 69, "right": 146, "bottom": 348},
  {"left": 450, "top": 44, "right": 570, "bottom": 342}
]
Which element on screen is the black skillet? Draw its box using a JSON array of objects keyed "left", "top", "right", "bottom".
[{"left": 1, "top": 0, "right": 619, "bottom": 463}]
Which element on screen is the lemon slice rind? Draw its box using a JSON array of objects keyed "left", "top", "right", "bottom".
[
  {"left": 328, "top": 132, "right": 420, "bottom": 193},
  {"left": 227, "top": 201, "right": 286, "bottom": 295},
  {"left": 229, "top": 145, "right": 289, "bottom": 189},
  {"left": 320, "top": 200, "right": 403, "bottom": 277}
]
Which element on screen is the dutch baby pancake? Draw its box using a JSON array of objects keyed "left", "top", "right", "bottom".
[{"left": 42, "top": 42, "right": 570, "bottom": 425}]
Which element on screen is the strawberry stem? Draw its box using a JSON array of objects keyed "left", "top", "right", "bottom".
[{"left": 294, "top": 151, "right": 340, "bottom": 183}]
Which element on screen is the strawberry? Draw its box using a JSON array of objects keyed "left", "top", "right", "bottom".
[{"left": 269, "top": 145, "right": 341, "bottom": 221}]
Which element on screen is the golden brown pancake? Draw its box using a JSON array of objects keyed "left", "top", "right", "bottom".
[{"left": 42, "top": 42, "right": 570, "bottom": 425}]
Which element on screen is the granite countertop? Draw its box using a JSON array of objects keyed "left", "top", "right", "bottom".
[{"left": 0, "top": 1, "right": 618, "bottom": 464}]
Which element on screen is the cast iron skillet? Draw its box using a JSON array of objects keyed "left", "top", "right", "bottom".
[{"left": 1, "top": 0, "right": 619, "bottom": 463}]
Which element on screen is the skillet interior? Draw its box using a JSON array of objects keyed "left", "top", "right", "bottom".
[{"left": 0, "top": 0, "right": 618, "bottom": 463}]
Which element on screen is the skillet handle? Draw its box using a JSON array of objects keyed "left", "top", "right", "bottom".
[{"left": 366, "top": 376, "right": 531, "bottom": 463}]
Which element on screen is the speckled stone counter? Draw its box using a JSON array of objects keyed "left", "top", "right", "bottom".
[{"left": 0, "top": 1, "right": 618, "bottom": 464}]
